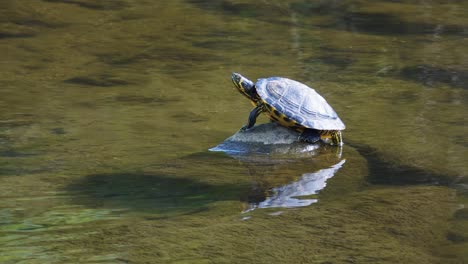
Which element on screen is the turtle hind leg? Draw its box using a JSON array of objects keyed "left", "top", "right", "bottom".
[
  {"left": 299, "top": 129, "right": 321, "bottom": 143},
  {"left": 331, "top": 131, "right": 343, "bottom": 146}
]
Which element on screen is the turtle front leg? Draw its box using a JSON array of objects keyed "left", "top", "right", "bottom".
[{"left": 241, "top": 105, "right": 263, "bottom": 131}]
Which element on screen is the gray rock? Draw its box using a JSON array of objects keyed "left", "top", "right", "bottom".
[{"left": 210, "top": 123, "right": 330, "bottom": 156}]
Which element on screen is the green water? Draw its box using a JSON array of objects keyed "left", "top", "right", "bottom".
[{"left": 1, "top": 0, "right": 467, "bottom": 263}]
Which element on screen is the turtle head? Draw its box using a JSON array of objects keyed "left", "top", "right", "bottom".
[{"left": 231, "top": 73, "right": 257, "bottom": 103}]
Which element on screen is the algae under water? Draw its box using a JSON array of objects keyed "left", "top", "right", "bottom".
[{"left": 0, "top": 0, "right": 467, "bottom": 263}]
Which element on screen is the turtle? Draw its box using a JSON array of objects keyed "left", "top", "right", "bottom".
[{"left": 231, "top": 72, "right": 345, "bottom": 145}]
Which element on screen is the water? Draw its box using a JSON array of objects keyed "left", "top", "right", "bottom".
[{"left": 1, "top": 0, "right": 467, "bottom": 263}]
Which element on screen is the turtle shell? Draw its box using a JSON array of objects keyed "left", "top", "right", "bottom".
[{"left": 255, "top": 77, "right": 345, "bottom": 131}]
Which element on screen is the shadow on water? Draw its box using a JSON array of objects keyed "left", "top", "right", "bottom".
[
  {"left": 0, "top": 129, "right": 45, "bottom": 177},
  {"left": 289, "top": 1, "right": 468, "bottom": 36},
  {"left": 0, "top": 32, "right": 36, "bottom": 39},
  {"left": 0, "top": 2, "right": 68, "bottom": 39},
  {"left": 0, "top": 150, "right": 46, "bottom": 177},
  {"left": 399, "top": 65, "right": 468, "bottom": 89},
  {"left": 307, "top": 53, "right": 355, "bottom": 70},
  {"left": 185, "top": 0, "right": 257, "bottom": 17},
  {"left": 326, "top": 12, "right": 467, "bottom": 36},
  {"left": 42, "top": 0, "right": 129, "bottom": 10},
  {"left": 187, "top": 0, "right": 467, "bottom": 37},
  {"left": 185, "top": 0, "right": 300, "bottom": 27},
  {"left": 65, "top": 171, "right": 247, "bottom": 216},
  {"left": 317, "top": 53, "right": 468, "bottom": 91},
  {"left": 64, "top": 75, "right": 134, "bottom": 87},
  {"left": 185, "top": 0, "right": 288, "bottom": 19},
  {"left": 350, "top": 142, "right": 455, "bottom": 186}
]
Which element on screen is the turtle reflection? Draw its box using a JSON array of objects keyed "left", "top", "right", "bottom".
[{"left": 244, "top": 159, "right": 345, "bottom": 212}]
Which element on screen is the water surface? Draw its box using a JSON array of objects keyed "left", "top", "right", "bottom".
[{"left": 1, "top": 0, "right": 467, "bottom": 263}]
